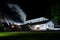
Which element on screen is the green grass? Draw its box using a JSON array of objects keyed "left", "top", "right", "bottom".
[
  {"left": 0, "top": 32, "right": 60, "bottom": 40},
  {"left": 0, "top": 31, "right": 60, "bottom": 37},
  {"left": 0, "top": 32, "right": 30, "bottom": 37}
]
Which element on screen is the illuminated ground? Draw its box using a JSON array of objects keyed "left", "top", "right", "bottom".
[
  {"left": 0, "top": 31, "right": 60, "bottom": 40},
  {"left": 0, "top": 31, "right": 60, "bottom": 37}
]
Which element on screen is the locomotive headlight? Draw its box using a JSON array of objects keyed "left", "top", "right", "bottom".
[
  {"left": 34, "top": 25, "right": 40, "bottom": 31},
  {"left": 11, "top": 25, "right": 15, "bottom": 28},
  {"left": 28, "top": 24, "right": 40, "bottom": 31}
]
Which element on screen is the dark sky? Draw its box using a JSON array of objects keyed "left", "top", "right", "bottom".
[{"left": 0, "top": 0, "right": 57, "bottom": 20}]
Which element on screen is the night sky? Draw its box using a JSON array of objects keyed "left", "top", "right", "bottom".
[{"left": 0, "top": 0, "right": 57, "bottom": 20}]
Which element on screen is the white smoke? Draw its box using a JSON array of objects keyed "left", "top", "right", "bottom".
[
  {"left": 8, "top": 3, "right": 27, "bottom": 22},
  {"left": 1, "top": 3, "right": 27, "bottom": 25},
  {"left": 3, "top": 17, "right": 13, "bottom": 25},
  {"left": 4, "top": 17, "right": 9, "bottom": 25},
  {"left": 0, "top": 17, "right": 10, "bottom": 25},
  {"left": 4, "top": 17, "right": 23, "bottom": 25}
]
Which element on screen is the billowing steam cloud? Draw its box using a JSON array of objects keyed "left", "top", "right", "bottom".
[
  {"left": 8, "top": 3, "right": 27, "bottom": 22},
  {"left": 5, "top": 4, "right": 26, "bottom": 25},
  {"left": 0, "top": 3, "right": 27, "bottom": 25}
]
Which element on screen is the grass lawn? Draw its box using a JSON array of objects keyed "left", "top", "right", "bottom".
[{"left": 0, "top": 31, "right": 60, "bottom": 40}]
